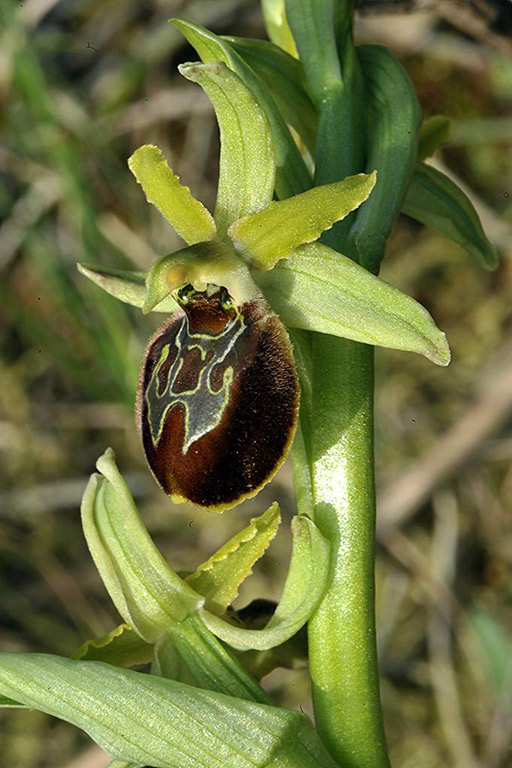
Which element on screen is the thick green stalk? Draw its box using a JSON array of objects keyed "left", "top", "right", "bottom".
[
  {"left": 308, "top": 337, "right": 389, "bottom": 768},
  {"left": 284, "top": 1, "right": 389, "bottom": 764}
]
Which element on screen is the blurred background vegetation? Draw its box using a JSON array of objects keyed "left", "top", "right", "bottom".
[{"left": 0, "top": 0, "right": 511, "bottom": 766}]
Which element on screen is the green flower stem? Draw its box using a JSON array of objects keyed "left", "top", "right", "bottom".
[
  {"left": 308, "top": 338, "right": 389, "bottom": 768},
  {"left": 284, "top": 2, "right": 390, "bottom": 765}
]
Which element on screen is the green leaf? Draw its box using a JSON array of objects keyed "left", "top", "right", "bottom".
[
  {"left": 186, "top": 503, "right": 281, "bottom": 615},
  {"left": 201, "top": 516, "right": 330, "bottom": 651},
  {"left": 226, "top": 37, "right": 317, "bottom": 153},
  {"left": 178, "top": 61, "right": 275, "bottom": 240},
  {"left": 256, "top": 241, "right": 451, "bottom": 366},
  {"left": 228, "top": 171, "right": 376, "bottom": 271},
  {"left": 163, "top": 615, "right": 272, "bottom": 704},
  {"left": 73, "top": 624, "right": 153, "bottom": 668},
  {"left": 0, "top": 654, "right": 339, "bottom": 768},
  {"left": 128, "top": 145, "right": 216, "bottom": 244},
  {"left": 171, "top": 19, "right": 312, "bottom": 200},
  {"left": 81, "top": 448, "right": 203, "bottom": 643},
  {"left": 77, "top": 263, "right": 179, "bottom": 313},
  {"left": 106, "top": 761, "right": 143, "bottom": 768},
  {"left": 142, "top": 240, "right": 260, "bottom": 314},
  {"left": 402, "top": 162, "right": 498, "bottom": 270},
  {"left": 418, "top": 115, "right": 451, "bottom": 160},
  {"left": 349, "top": 44, "right": 422, "bottom": 272}
]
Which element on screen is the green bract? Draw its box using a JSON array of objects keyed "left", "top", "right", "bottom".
[
  {"left": 0, "top": 654, "right": 339, "bottom": 768},
  {"left": 226, "top": 36, "right": 316, "bottom": 153},
  {"left": 347, "top": 43, "right": 422, "bottom": 272},
  {"left": 402, "top": 162, "right": 498, "bottom": 270}
]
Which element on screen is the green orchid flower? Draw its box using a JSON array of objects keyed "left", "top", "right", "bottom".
[{"left": 79, "top": 58, "right": 449, "bottom": 511}]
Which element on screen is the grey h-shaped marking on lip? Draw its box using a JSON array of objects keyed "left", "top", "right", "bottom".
[{"left": 146, "top": 312, "right": 246, "bottom": 453}]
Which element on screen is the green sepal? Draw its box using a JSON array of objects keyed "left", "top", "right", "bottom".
[
  {"left": 228, "top": 171, "right": 376, "bottom": 271},
  {"left": 77, "top": 263, "right": 179, "bottom": 313},
  {"left": 178, "top": 61, "right": 275, "bottom": 240},
  {"left": 128, "top": 145, "right": 216, "bottom": 244},
  {"left": 402, "top": 162, "right": 498, "bottom": 270},
  {"left": 226, "top": 37, "right": 316, "bottom": 153},
  {"left": 171, "top": 18, "right": 312, "bottom": 200},
  {"left": 142, "top": 240, "right": 260, "bottom": 314},
  {"left": 186, "top": 503, "right": 281, "bottom": 615},
  {"left": 0, "top": 654, "right": 339, "bottom": 768},
  {"left": 81, "top": 448, "right": 204, "bottom": 643},
  {"left": 349, "top": 44, "right": 422, "bottom": 273},
  {"left": 256, "top": 241, "right": 451, "bottom": 366},
  {"left": 200, "top": 516, "right": 330, "bottom": 651},
  {"left": 163, "top": 615, "right": 272, "bottom": 704},
  {"left": 418, "top": 115, "right": 451, "bottom": 160},
  {"left": 73, "top": 624, "right": 154, "bottom": 668}
]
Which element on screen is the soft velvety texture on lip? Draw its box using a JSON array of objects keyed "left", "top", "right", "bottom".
[{"left": 137, "top": 290, "right": 299, "bottom": 511}]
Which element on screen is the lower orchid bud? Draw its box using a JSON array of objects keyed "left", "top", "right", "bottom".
[{"left": 137, "top": 281, "right": 299, "bottom": 511}]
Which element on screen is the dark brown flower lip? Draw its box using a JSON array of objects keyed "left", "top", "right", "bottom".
[{"left": 137, "top": 290, "right": 299, "bottom": 511}]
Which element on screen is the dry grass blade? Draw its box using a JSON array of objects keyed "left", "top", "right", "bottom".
[
  {"left": 378, "top": 339, "right": 512, "bottom": 536},
  {"left": 427, "top": 491, "right": 478, "bottom": 768}
]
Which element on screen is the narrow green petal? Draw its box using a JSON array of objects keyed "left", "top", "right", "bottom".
[
  {"left": 128, "top": 145, "right": 216, "bottom": 244},
  {"left": 255, "top": 242, "right": 451, "bottom": 366},
  {"left": 186, "top": 503, "right": 281, "bottom": 615},
  {"left": 402, "top": 162, "right": 498, "bottom": 270},
  {"left": 228, "top": 171, "right": 376, "bottom": 271},
  {"left": 178, "top": 61, "right": 275, "bottom": 239},
  {"left": 418, "top": 115, "right": 451, "bottom": 160},
  {"left": 0, "top": 655, "right": 339, "bottom": 768},
  {"left": 171, "top": 19, "right": 312, "bottom": 200},
  {"left": 81, "top": 448, "right": 203, "bottom": 643},
  {"left": 201, "top": 516, "right": 330, "bottom": 651},
  {"left": 77, "top": 263, "right": 179, "bottom": 313},
  {"left": 73, "top": 624, "right": 153, "bottom": 668}
]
